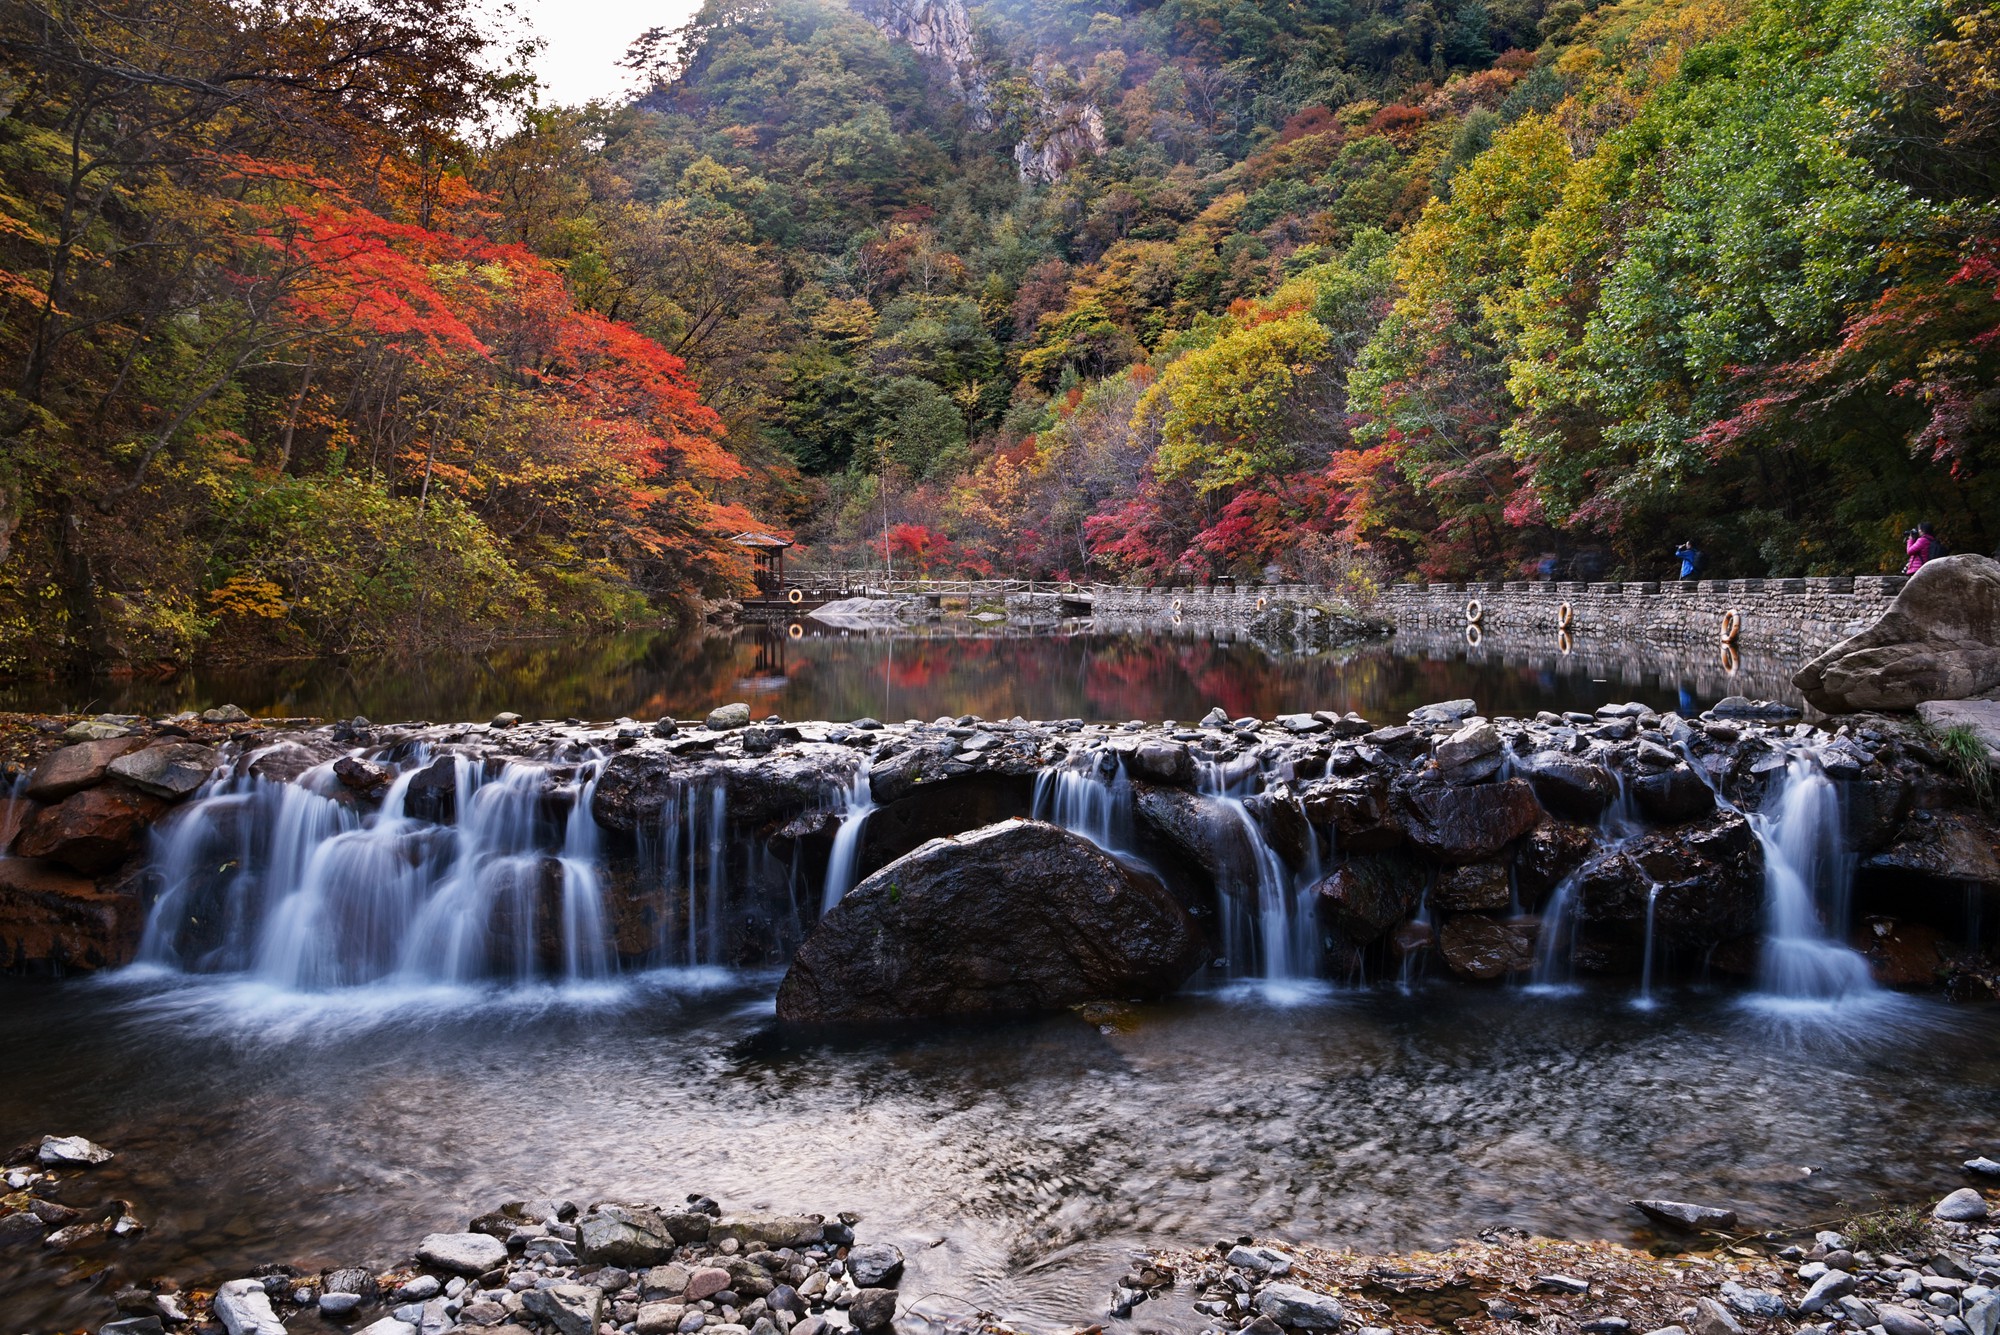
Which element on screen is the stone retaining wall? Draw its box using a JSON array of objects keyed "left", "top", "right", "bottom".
[
  {"left": 1090, "top": 583, "right": 1339, "bottom": 631},
  {"left": 1387, "top": 576, "right": 1904, "bottom": 660}
]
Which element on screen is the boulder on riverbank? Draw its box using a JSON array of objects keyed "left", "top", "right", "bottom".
[
  {"left": 1796, "top": 555, "right": 2000, "bottom": 712},
  {"left": 774, "top": 819, "right": 1205, "bottom": 1022}
]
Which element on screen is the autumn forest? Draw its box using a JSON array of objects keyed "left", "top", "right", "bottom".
[{"left": 1, "top": 0, "right": 1995, "bottom": 672}]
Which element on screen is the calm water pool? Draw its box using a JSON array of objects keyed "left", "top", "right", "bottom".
[{"left": 0, "top": 624, "right": 1768, "bottom": 724}]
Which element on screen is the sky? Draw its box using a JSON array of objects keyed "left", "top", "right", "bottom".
[{"left": 493, "top": 0, "right": 706, "bottom": 106}]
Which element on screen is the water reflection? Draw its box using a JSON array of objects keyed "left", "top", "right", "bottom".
[{"left": 2, "top": 623, "right": 1768, "bottom": 723}]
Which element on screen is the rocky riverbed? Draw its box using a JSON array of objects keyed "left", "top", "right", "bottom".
[{"left": 17, "top": 1131, "right": 1997, "bottom": 1335}]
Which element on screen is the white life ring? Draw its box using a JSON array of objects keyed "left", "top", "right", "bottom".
[
  {"left": 1557, "top": 601, "right": 1574, "bottom": 629},
  {"left": 787, "top": 587, "right": 803, "bottom": 605},
  {"left": 1720, "top": 608, "right": 1741, "bottom": 642},
  {"left": 1465, "top": 598, "right": 1483, "bottom": 624},
  {"left": 1464, "top": 623, "right": 1482, "bottom": 647},
  {"left": 1256, "top": 595, "right": 1269, "bottom": 611}
]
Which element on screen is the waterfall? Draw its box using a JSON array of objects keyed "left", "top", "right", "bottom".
[
  {"left": 1195, "top": 759, "right": 1317, "bottom": 983},
  {"left": 137, "top": 748, "right": 624, "bottom": 990},
  {"left": 1031, "top": 749, "right": 1135, "bottom": 854},
  {"left": 1529, "top": 770, "right": 1642, "bottom": 992},
  {"left": 1634, "top": 879, "right": 1661, "bottom": 1010},
  {"left": 1749, "top": 756, "right": 1877, "bottom": 1002},
  {"left": 821, "top": 763, "right": 875, "bottom": 913}
]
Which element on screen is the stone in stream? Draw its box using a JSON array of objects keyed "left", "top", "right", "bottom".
[
  {"left": 1937, "top": 1188, "right": 1991, "bottom": 1221},
  {"left": 1254, "top": 1283, "right": 1347, "bottom": 1329},
  {"left": 1967, "top": 1157, "right": 2000, "bottom": 1177},
  {"left": 200, "top": 704, "right": 252, "bottom": 724},
  {"left": 355, "top": 1323, "right": 416, "bottom": 1335},
  {"left": 707, "top": 703, "right": 752, "bottom": 731},
  {"left": 106, "top": 743, "right": 219, "bottom": 799},
  {"left": 775, "top": 819, "right": 1204, "bottom": 1023},
  {"left": 100, "top": 1319, "right": 166, "bottom": 1335},
  {"left": 1397, "top": 779, "right": 1542, "bottom": 863},
  {"left": 708, "top": 1213, "right": 827, "bottom": 1249},
  {"left": 318, "top": 1292, "right": 365, "bottom": 1317},
  {"left": 1514, "top": 751, "right": 1617, "bottom": 821},
  {"left": 395, "top": 1276, "right": 441, "bottom": 1301},
  {"left": 211, "top": 1279, "right": 288, "bottom": 1335},
  {"left": 37, "top": 1134, "right": 114, "bottom": 1166},
  {"left": 1796, "top": 555, "right": 2000, "bottom": 710},
  {"left": 523, "top": 1284, "right": 604, "bottom": 1335},
  {"left": 416, "top": 1231, "right": 507, "bottom": 1273},
  {"left": 579, "top": 1203, "right": 683, "bottom": 1265},
  {"left": 1720, "top": 1282, "right": 1789, "bottom": 1318},
  {"left": 1314, "top": 856, "right": 1426, "bottom": 947},
  {"left": 845, "top": 1242, "right": 905, "bottom": 1287},
  {"left": 849, "top": 1288, "right": 899, "bottom": 1332},
  {"left": 1879, "top": 1306, "right": 1936, "bottom": 1335},
  {"left": 0, "top": 1213, "right": 44, "bottom": 1247},
  {"left": 1633, "top": 1199, "right": 1739, "bottom": 1231}
]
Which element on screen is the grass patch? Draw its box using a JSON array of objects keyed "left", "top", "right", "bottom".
[
  {"left": 1842, "top": 1202, "right": 1933, "bottom": 1255},
  {"left": 1925, "top": 722, "right": 1996, "bottom": 808}
]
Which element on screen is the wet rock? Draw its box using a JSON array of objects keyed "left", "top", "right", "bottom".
[
  {"left": 63, "top": 719, "right": 138, "bottom": 742},
  {"left": 707, "top": 704, "right": 752, "bottom": 731},
  {"left": 101, "top": 1319, "right": 166, "bottom": 1335},
  {"left": 1515, "top": 821, "right": 1597, "bottom": 903},
  {"left": 1631, "top": 765, "right": 1714, "bottom": 823},
  {"left": 0, "top": 1212, "right": 44, "bottom": 1247},
  {"left": 1438, "top": 914, "right": 1537, "bottom": 981},
  {"left": 1515, "top": 751, "right": 1617, "bottom": 821},
  {"left": 355, "top": 1320, "right": 417, "bottom": 1335},
  {"left": 1797, "top": 556, "right": 2000, "bottom": 710},
  {"left": 15, "top": 784, "right": 167, "bottom": 874},
  {"left": 1573, "top": 813, "right": 1762, "bottom": 942},
  {"left": 319, "top": 1292, "right": 365, "bottom": 1318},
  {"left": 22, "top": 737, "right": 150, "bottom": 802},
  {"left": 1276, "top": 714, "right": 1328, "bottom": 735},
  {"left": 38, "top": 1134, "right": 114, "bottom": 1166},
  {"left": 1397, "top": 778, "right": 1541, "bottom": 863},
  {"left": 1633, "top": 1199, "right": 1738, "bottom": 1231},
  {"left": 1130, "top": 740, "right": 1192, "bottom": 784},
  {"left": 580, "top": 1204, "right": 681, "bottom": 1266},
  {"left": 1314, "top": 856, "right": 1426, "bottom": 947},
  {"left": 334, "top": 756, "right": 393, "bottom": 794},
  {"left": 1410, "top": 699, "right": 1478, "bottom": 727},
  {"left": 1966, "top": 1157, "right": 2000, "bottom": 1177},
  {"left": 1226, "top": 1244, "right": 1294, "bottom": 1275},
  {"left": 418, "top": 1231, "right": 508, "bottom": 1273},
  {"left": 395, "top": 1276, "right": 441, "bottom": 1302},
  {"left": 850, "top": 1288, "right": 898, "bottom": 1332},
  {"left": 491, "top": 712, "right": 522, "bottom": 729},
  {"left": 777, "top": 820, "right": 1203, "bottom": 1022},
  {"left": 106, "top": 743, "right": 218, "bottom": 800},
  {"left": 523, "top": 1283, "right": 604, "bottom": 1335},
  {"left": 1865, "top": 810, "right": 2000, "bottom": 887},
  {"left": 324, "top": 1268, "right": 379, "bottom": 1299},
  {"left": 213, "top": 1279, "right": 288, "bottom": 1335},
  {"left": 1435, "top": 721, "right": 1502, "bottom": 779},
  {"left": 845, "top": 1242, "right": 905, "bottom": 1287},
  {"left": 1857, "top": 917, "right": 1950, "bottom": 988},
  {"left": 1254, "top": 1283, "right": 1347, "bottom": 1329},
  {"left": 200, "top": 705, "right": 252, "bottom": 724},
  {"left": 1937, "top": 1189, "right": 1990, "bottom": 1221},
  {"left": 1362, "top": 725, "right": 1428, "bottom": 761},
  {"left": 1431, "top": 860, "right": 1512, "bottom": 913},
  {"left": 1300, "top": 773, "right": 1402, "bottom": 852}
]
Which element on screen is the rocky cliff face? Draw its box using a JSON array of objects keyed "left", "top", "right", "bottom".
[
  {"left": 855, "top": 0, "right": 992, "bottom": 127},
  {"left": 1013, "top": 58, "right": 1106, "bottom": 183}
]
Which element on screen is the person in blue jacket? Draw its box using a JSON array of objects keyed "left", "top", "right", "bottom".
[{"left": 1675, "top": 540, "right": 1705, "bottom": 580}]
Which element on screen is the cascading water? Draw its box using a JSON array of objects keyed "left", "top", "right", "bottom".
[
  {"left": 1031, "top": 749, "right": 1135, "bottom": 854},
  {"left": 138, "top": 748, "right": 622, "bottom": 990},
  {"left": 821, "top": 764, "right": 875, "bottom": 913},
  {"left": 1196, "top": 759, "right": 1319, "bottom": 984},
  {"left": 1748, "top": 756, "right": 1877, "bottom": 1002},
  {"left": 1529, "top": 769, "right": 1642, "bottom": 992}
]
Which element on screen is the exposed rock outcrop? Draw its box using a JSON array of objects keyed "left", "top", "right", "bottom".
[
  {"left": 775, "top": 819, "right": 1204, "bottom": 1022},
  {"left": 1013, "top": 58, "right": 1104, "bottom": 183},
  {"left": 855, "top": 0, "right": 991, "bottom": 126},
  {"left": 1796, "top": 555, "right": 2000, "bottom": 712}
]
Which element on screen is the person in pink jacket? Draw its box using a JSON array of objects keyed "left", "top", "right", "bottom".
[{"left": 1904, "top": 522, "right": 1938, "bottom": 573}]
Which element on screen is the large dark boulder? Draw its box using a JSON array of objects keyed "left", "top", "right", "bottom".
[
  {"left": 1395, "top": 778, "right": 1542, "bottom": 863},
  {"left": 1314, "top": 855, "right": 1426, "bottom": 946},
  {"left": 1514, "top": 751, "right": 1616, "bottom": 821},
  {"left": 0, "top": 858, "right": 140, "bottom": 971},
  {"left": 15, "top": 784, "right": 167, "bottom": 875},
  {"left": 775, "top": 819, "right": 1204, "bottom": 1022},
  {"left": 1438, "top": 914, "right": 1537, "bottom": 981},
  {"left": 1299, "top": 773, "right": 1403, "bottom": 851},
  {"left": 1571, "top": 811, "right": 1763, "bottom": 942},
  {"left": 1796, "top": 555, "right": 2000, "bottom": 711}
]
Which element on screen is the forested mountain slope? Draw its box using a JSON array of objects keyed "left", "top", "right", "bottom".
[{"left": 0, "top": 0, "right": 1993, "bottom": 674}]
